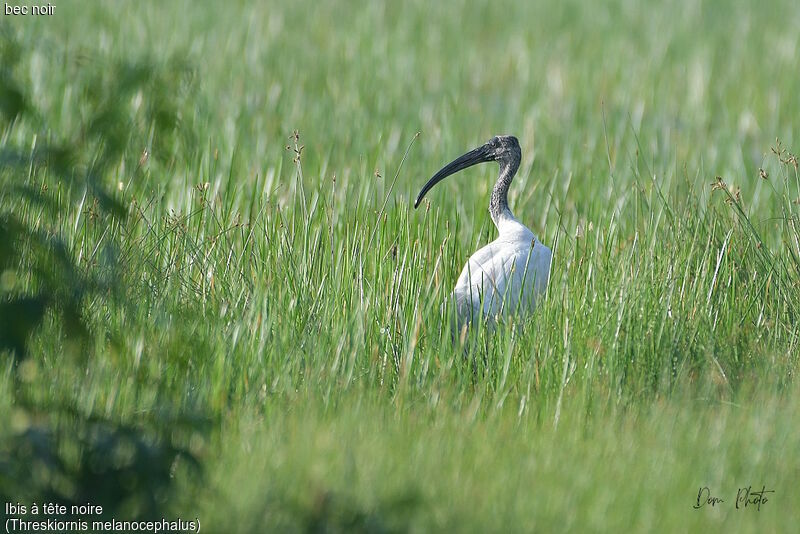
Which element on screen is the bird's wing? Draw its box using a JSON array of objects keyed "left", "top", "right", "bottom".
[
  {"left": 453, "top": 239, "right": 551, "bottom": 318},
  {"left": 453, "top": 241, "right": 521, "bottom": 316}
]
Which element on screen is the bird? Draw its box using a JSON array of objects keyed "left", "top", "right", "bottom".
[{"left": 414, "top": 135, "right": 551, "bottom": 328}]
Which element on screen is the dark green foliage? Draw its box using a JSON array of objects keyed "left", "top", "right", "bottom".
[
  {"left": 0, "top": 29, "right": 205, "bottom": 521},
  {"left": 0, "top": 29, "right": 194, "bottom": 359},
  {"left": 0, "top": 409, "right": 204, "bottom": 520}
]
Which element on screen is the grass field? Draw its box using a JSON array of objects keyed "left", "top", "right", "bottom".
[{"left": 2, "top": 0, "right": 800, "bottom": 531}]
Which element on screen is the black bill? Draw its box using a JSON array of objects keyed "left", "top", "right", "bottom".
[{"left": 414, "top": 143, "right": 493, "bottom": 208}]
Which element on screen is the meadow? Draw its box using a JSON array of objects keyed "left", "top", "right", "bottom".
[{"left": 1, "top": 0, "right": 800, "bottom": 531}]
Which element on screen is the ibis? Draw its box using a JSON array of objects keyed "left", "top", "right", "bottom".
[{"left": 414, "top": 135, "right": 551, "bottom": 327}]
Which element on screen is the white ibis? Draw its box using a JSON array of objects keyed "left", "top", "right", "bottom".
[{"left": 414, "top": 135, "right": 551, "bottom": 327}]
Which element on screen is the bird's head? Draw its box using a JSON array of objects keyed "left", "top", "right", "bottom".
[
  {"left": 414, "top": 135, "right": 521, "bottom": 208},
  {"left": 485, "top": 135, "right": 521, "bottom": 162}
]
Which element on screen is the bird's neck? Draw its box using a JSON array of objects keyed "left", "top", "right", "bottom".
[{"left": 489, "top": 159, "right": 519, "bottom": 226}]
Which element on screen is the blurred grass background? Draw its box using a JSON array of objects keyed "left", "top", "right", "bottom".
[{"left": 2, "top": 0, "right": 800, "bottom": 531}]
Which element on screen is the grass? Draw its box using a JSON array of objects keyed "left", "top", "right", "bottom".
[{"left": 2, "top": 0, "right": 800, "bottom": 531}]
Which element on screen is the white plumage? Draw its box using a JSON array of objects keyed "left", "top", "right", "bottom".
[{"left": 452, "top": 215, "right": 551, "bottom": 321}]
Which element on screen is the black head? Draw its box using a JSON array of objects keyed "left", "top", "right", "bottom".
[
  {"left": 414, "top": 135, "right": 521, "bottom": 208},
  {"left": 483, "top": 135, "right": 520, "bottom": 161}
]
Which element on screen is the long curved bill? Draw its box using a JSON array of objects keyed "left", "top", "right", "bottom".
[{"left": 414, "top": 143, "right": 493, "bottom": 208}]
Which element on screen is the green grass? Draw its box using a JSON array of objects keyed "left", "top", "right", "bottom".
[{"left": 2, "top": 0, "right": 800, "bottom": 531}]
